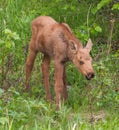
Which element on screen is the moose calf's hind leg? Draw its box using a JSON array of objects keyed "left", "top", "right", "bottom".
[
  {"left": 26, "top": 49, "right": 37, "bottom": 90},
  {"left": 42, "top": 55, "right": 52, "bottom": 101}
]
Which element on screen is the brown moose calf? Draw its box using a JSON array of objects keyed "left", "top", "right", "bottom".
[{"left": 26, "top": 16, "right": 95, "bottom": 109}]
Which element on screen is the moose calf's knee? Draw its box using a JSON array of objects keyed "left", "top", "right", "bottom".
[
  {"left": 55, "top": 82, "right": 64, "bottom": 93},
  {"left": 26, "top": 60, "right": 33, "bottom": 68}
]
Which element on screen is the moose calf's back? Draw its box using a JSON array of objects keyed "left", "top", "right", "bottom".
[{"left": 30, "top": 16, "right": 79, "bottom": 59}]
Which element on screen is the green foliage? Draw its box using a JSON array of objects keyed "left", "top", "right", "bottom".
[
  {"left": 0, "top": 28, "right": 20, "bottom": 86},
  {"left": 112, "top": 3, "right": 119, "bottom": 10},
  {"left": 0, "top": 0, "right": 119, "bottom": 129},
  {"left": 92, "top": 0, "right": 112, "bottom": 14}
]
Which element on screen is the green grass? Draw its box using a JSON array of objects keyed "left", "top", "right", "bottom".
[{"left": 0, "top": 87, "right": 119, "bottom": 130}]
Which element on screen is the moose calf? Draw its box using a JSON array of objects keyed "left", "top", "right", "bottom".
[{"left": 26, "top": 16, "right": 95, "bottom": 109}]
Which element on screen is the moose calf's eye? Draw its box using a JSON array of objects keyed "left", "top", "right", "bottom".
[{"left": 79, "top": 61, "right": 84, "bottom": 65}]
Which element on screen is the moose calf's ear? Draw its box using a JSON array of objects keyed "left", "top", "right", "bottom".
[
  {"left": 69, "top": 40, "right": 77, "bottom": 54},
  {"left": 85, "top": 38, "right": 93, "bottom": 52}
]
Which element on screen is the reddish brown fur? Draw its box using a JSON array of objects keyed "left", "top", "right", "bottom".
[{"left": 26, "top": 16, "right": 94, "bottom": 109}]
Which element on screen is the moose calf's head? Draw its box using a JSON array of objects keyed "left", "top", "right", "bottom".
[{"left": 69, "top": 38, "right": 95, "bottom": 80}]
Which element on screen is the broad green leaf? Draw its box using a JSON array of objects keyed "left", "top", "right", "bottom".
[
  {"left": 5, "top": 41, "right": 12, "bottom": 49},
  {"left": 11, "top": 41, "right": 15, "bottom": 48},
  {"left": 112, "top": 3, "right": 119, "bottom": 10},
  {"left": 92, "top": 0, "right": 112, "bottom": 14},
  {"left": 97, "top": 0, "right": 112, "bottom": 10},
  {"left": 12, "top": 32, "right": 20, "bottom": 40},
  {"left": 95, "top": 26, "right": 102, "bottom": 32},
  {"left": 4, "top": 28, "right": 12, "bottom": 34},
  {"left": 0, "top": 117, "right": 8, "bottom": 125}
]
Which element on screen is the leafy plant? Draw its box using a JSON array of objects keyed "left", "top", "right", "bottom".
[{"left": 0, "top": 28, "right": 20, "bottom": 87}]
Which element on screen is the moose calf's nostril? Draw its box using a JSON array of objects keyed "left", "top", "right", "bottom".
[
  {"left": 90, "top": 73, "right": 94, "bottom": 78},
  {"left": 86, "top": 73, "right": 95, "bottom": 80},
  {"left": 91, "top": 73, "right": 95, "bottom": 78}
]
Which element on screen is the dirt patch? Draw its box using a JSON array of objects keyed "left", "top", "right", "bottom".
[{"left": 81, "top": 110, "right": 106, "bottom": 124}]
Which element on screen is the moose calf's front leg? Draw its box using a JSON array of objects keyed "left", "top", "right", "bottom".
[
  {"left": 41, "top": 55, "right": 52, "bottom": 101},
  {"left": 62, "top": 65, "right": 68, "bottom": 101},
  {"left": 54, "top": 61, "right": 64, "bottom": 109}
]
